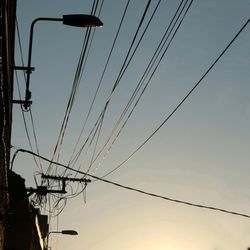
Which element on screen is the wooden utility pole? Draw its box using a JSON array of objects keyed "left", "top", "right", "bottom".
[{"left": 0, "top": 0, "right": 16, "bottom": 248}]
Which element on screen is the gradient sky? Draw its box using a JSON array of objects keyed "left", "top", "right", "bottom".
[{"left": 12, "top": 1, "right": 250, "bottom": 250}]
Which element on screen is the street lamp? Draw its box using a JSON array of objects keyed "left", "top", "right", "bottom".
[
  {"left": 50, "top": 230, "right": 78, "bottom": 235},
  {"left": 46, "top": 229, "right": 78, "bottom": 249},
  {"left": 14, "top": 14, "right": 103, "bottom": 110}
]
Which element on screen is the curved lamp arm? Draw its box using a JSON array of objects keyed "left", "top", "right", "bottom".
[{"left": 24, "top": 14, "right": 103, "bottom": 110}]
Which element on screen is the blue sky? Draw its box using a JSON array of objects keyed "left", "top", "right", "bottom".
[{"left": 12, "top": 1, "right": 250, "bottom": 249}]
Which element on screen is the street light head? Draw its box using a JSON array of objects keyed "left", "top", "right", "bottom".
[
  {"left": 63, "top": 14, "right": 103, "bottom": 27},
  {"left": 61, "top": 230, "right": 78, "bottom": 235}
]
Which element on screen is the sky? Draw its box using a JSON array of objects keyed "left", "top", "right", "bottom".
[{"left": 11, "top": 0, "right": 250, "bottom": 250}]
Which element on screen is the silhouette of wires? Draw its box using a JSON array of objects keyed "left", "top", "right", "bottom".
[
  {"left": 89, "top": 0, "right": 192, "bottom": 176},
  {"left": 99, "top": 12, "right": 250, "bottom": 179},
  {"left": 68, "top": 0, "right": 165, "bottom": 176},
  {"left": 12, "top": 148, "right": 250, "bottom": 220}
]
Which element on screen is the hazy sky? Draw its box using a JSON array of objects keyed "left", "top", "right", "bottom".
[{"left": 12, "top": 1, "right": 250, "bottom": 250}]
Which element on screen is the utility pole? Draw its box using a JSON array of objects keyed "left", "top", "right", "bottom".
[
  {"left": 41, "top": 174, "right": 91, "bottom": 193},
  {"left": 0, "top": 0, "right": 16, "bottom": 249},
  {"left": 25, "top": 174, "right": 91, "bottom": 197}
]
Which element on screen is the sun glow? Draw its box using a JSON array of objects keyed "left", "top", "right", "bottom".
[
  {"left": 134, "top": 233, "right": 200, "bottom": 250},
  {"left": 145, "top": 243, "right": 186, "bottom": 250}
]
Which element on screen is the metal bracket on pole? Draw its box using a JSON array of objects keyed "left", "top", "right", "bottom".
[
  {"left": 13, "top": 66, "right": 35, "bottom": 72},
  {"left": 12, "top": 100, "right": 32, "bottom": 105},
  {"left": 26, "top": 185, "right": 67, "bottom": 196}
]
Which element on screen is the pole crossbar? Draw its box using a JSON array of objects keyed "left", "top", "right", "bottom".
[{"left": 41, "top": 174, "right": 91, "bottom": 183}]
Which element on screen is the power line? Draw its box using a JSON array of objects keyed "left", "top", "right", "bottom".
[
  {"left": 67, "top": 0, "right": 158, "bottom": 175},
  {"left": 12, "top": 148, "right": 250, "bottom": 220},
  {"left": 100, "top": 14, "right": 250, "bottom": 178},
  {"left": 90, "top": 0, "right": 191, "bottom": 174},
  {"left": 42, "top": 1, "right": 105, "bottom": 219},
  {"left": 72, "top": 0, "right": 164, "bottom": 174},
  {"left": 47, "top": 1, "right": 103, "bottom": 175},
  {"left": 68, "top": 0, "right": 131, "bottom": 166},
  {"left": 110, "top": 0, "right": 153, "bottom": 94},
  {"left": 86, "top": 0, "right": 163, "bottom": 174}
]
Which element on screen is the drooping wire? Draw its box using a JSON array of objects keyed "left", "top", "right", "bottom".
[
  {"left": 68, "top": 0, "right": 131, "bottom": 165},
  {"left": 89, "top": 0, "right": 188, "bottom": 173},
  {"left": 13, "top": 148, "right": 250, "bottom": 220},
  {"left": 82, "top": 110, "right": 104, "bottom": 176},
  {"left": 48, "top": 27, "right": 92, "bottom": 167},
  {"left": 47, "top": 15, "right": 97, "bottom": 175},
  {"left": 69, "top": 0, "right": 158, "bottom": 173},
  {"left": 68, "top": 111, "right": 105, "bottom": 168},
  {"left": 44, "top": 23, "right": 95, "bottom": 231},
  {"left": 47, "top": 0, "right": 104, "bottom": 175},
  {"left": 42, "top": 1, "right": 104, "bottom": 218},
  {"left": 100, "top": 13, "right": 250, "bottom": 179}
]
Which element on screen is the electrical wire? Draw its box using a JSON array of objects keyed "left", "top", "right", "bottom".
[
  {"left": 65, "top": 0, "right": 106, "bottom": 171},
  {"left": 110, "top": 0, "right": 153, "bottom": 93},
  {"left": 100, "top": 13, "right": 250, "bottom": 179},
  {"left": 47, "top": 0, "right": 104, "bottom": 176},
  {"left": 89, "top": 0, "right": 190, "bottom": 173},
  {"left": 68, "top": 0, "right": 131, "bottom": 165},
  {"left": 69, "top": 0, "right": 159, "bottom": 173},
  {"left": 12, "top": 148, "right": 250, "bottom": 220},
  {"left": 48, "top": 26, "right": 92, "bottom": 167},
  {"left": 69, "top": 0, "right": 153, "bottom": 169},
  {"left": 42, "top": 1, "right": 105, "bottom": 218}
]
